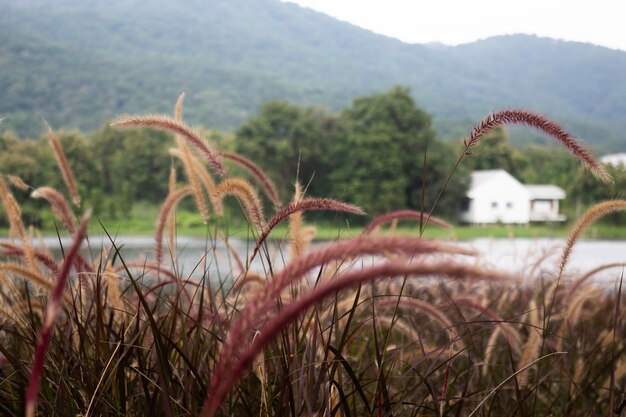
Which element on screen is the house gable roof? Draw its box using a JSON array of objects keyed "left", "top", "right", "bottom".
[
  {"left": 525, "top": 185, "right": 566, "bottom": 200},
  {"left": 467, "top": 169, "right": 529, "bottom": 198}
]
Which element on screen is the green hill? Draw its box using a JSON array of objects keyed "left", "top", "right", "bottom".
[{"left": 1, "top": 0, "right": 625, "bottom": 151}]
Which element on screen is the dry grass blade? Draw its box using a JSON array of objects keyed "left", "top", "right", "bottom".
[
  {"left": 112, "top": 114, "right": 226, "bottom": 177},
  {"left": 466, "top": 110, "right": 611, "bottom": 183},
  {"left": 25, "top": 211, "right": 90, "bottom": 417},
  {"left": 468, "top": 352, "right": 567, "bottom": 417},
  {"left": 46, "top": 126, "right": 81, "bottom": 206}
]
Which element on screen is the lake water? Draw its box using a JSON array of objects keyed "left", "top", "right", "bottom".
[{"left": 3, "top": 236, "right": 626, "bottom": 283}]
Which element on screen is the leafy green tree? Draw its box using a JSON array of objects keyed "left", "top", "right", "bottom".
[
  {"left": 90, "top": 125, "right": 171, "bottom": 217},
  {"left": 329, "top": 86, "right": 467, "bottom": 218},
  {"left": 235, "top": 101, "right": 341, "bottom": 201}
]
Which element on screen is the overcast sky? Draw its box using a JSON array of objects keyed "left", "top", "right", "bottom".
[{"left": 284, "top": 0, "right": 626, "bottom": 51}]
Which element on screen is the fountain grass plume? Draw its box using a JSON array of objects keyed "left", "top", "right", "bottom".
[
  {"left": 169, "top": 148, "right": 223, "bottom": 215},
  {"left": 0, "top": 176, "right": 37, "bottom": 271},
  {"left": 112, "top": 114, "right": 227, "bottom": 177},
  {"left": 569, "top": 263, "right": 626, "bottom": 296},
  {"left": 25, "top": 211, "right": 90, "bottom": 417},
  {"left": 31, "top": 186, "right": 76, "bottom": 234},
  {"left": 213, "top": 178, "right": 265, "bottom": 231},
  {"left": 363, "top": 209, "right": 451, "bottom": 234},
  {"left": 220, "top": 151, "right": 281, "bottom": 206},
  {"left": 251, "top": 197, "right": 365, "bottom": 261},
  {"left": 517, "top": 300, "right": 542, "bottom": 388},
  {"left": 262, "top": 236, "right": 475, "bottom": 307},
  {"left": 559, "top": 200, "right": 626, "bottom": 276},
  {"left": 202, "top": 259, "right": 509, "bottom": 417},
  {"left": 288, "top": 181, "right": 305, "bottom": 257},
  {"left": 6, "top": 175, "right": 30, "bottom": 191},
  {"left": 45, "top": 125, "right": 81, "bottom": 206},
  {"left": 167, "top": 165, "right": 177, "bottom": 246},
  {"left": 466, "top": 110, "right": 611, "bottom": 183},
  {"left": 155, "top": 187, "right": 193, "bottom": 268},
  {"left": 173, "top": 93, "right": 211, "bottom": 224}
]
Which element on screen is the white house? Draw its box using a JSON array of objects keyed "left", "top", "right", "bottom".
[{"left": 459, "top": 170, "right": 566, "bottom": 225}]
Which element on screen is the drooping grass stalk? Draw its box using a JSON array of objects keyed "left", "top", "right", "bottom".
[
  {"left": 467, "top": 110, "right": 611, "bottom": 183},
  {"left": 363, "top": 209, "right": 451, "bottom": 235},
  {"left": 112, "top": 115, "right": 227, "bottom": 177},
  {"left": 424, "top": 110, "right": 611, "bottom": 233},
  {"left": 559, "top": 200, "right": 626, "bottom": 277},
  {"left": 202, "top": 260, "right": 508, "bottom": 417},
  {"left": 568, "top": 262, "right": 626, "bottom": 296},
  {"left": 31, "top": 186, "right": 76, "bottom": 234},
  {"left": 6, "top": 175, "right": 30, "bottom": 191},
  {"left": 220, "top": 151, "right": 281, "bottom": 206},
  {"left": 251, "top": 197, "right": 365, "bottom": 262},
  {"left": 213, "top": 178, "right": 265, "bottom": 231},
  {"left": 25, "top": 211, "right": 90, "bottom": 417},
  {"left": 46, "top": 125, "right": 81, "bottom": 206}
]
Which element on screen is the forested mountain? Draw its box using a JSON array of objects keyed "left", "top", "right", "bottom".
[{"left": 1, "top": 0, "right": 625, "bottom": 151}]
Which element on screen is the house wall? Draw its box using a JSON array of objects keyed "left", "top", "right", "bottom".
[
  {"left": 529, "top": 199, "right": 564, "bottom": 221},
  {"left": 461, "top": 174, "right": 530, "bottom": 224}
]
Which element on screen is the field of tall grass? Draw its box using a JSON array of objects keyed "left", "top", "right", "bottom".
[{"left": 1, "top": 96, "right": 626, "bottom": 416}]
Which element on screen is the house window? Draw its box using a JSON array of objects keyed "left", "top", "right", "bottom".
[
  {"left": 460, "top": 198, "right": 471, "bottom": 211},
  {"left": 491, "top": 201, "right": 498, "bottom": 209},
  {"left": 507, "top": 202, "right": 513, "bottom": 209}
]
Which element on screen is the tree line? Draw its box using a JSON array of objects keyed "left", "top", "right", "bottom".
[{"left": 1, "top": 86, "right": 623, "bottom": 228}]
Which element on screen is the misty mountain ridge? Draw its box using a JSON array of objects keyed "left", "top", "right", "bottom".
[{"left": 1, "top": 0, "right": 625, "bottom": 152}]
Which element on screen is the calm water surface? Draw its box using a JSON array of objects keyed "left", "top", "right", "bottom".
[{"left": 4, "top": 236, "right": 626, "bottom": 282}]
